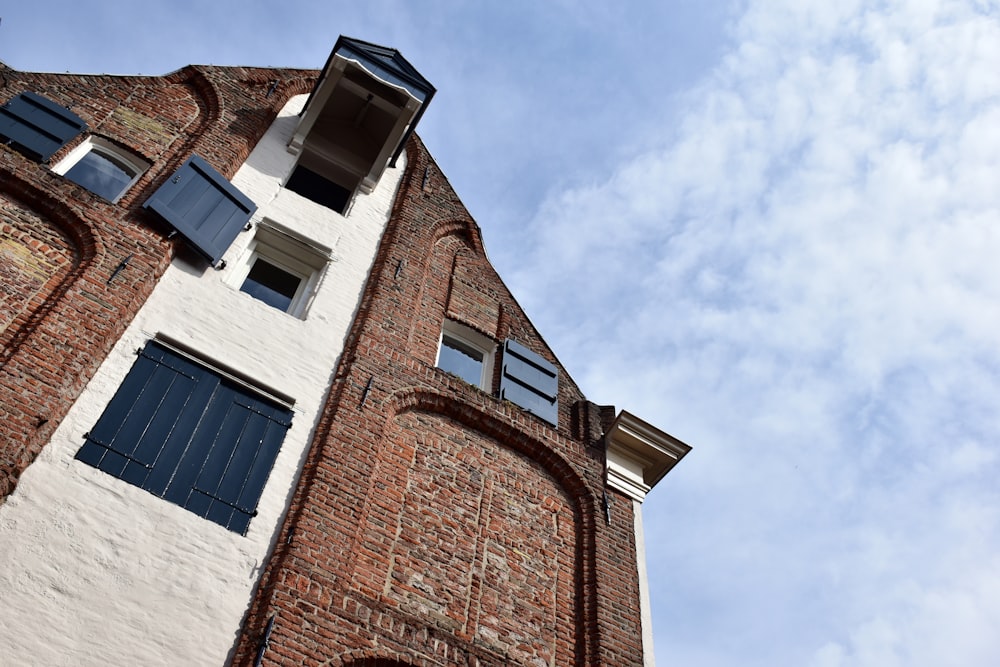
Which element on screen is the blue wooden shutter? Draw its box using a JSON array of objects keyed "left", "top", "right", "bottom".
[
  {"left": 500, "top": 339, "right": 559, "bottom": 426},
  {"left": 143, "top": 154, "right": 256, "bottom": 267},
  {"left": 183, "top": 389, "right": 291, "bottom": 534},
  {"left": 0, "top": 91, "right": 87, "bottom": 162},
  {"left": 77, "top": 343, "right": 201, "bottom": 488},
  {"left": 77, "top": 341, "right": 291, "bottom": 534}
]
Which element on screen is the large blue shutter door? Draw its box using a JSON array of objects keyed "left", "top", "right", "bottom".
[
  {"left": 183, "top": 384, "right": 292, "bottom": 534},
  {"left": 77, "top": 343, "right": 200, "bottom": 487},
  {"left": 500, "top": 339, "right": 559, "bottom": 426},
  {"left": 0, "top": 91, "right": 87, "bottom": 162},
  {"left": 77, "top": 341, "right": 291, "bottom": 534},
  {"left": 143, "top": 154, "right": 257, "bottom": 267}
]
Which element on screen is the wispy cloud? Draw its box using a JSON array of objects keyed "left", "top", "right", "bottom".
[{"left": 508, "top": 0, "right": 1000, "bottom": 664}]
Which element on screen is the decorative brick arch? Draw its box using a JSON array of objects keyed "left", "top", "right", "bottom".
[
  {"left": 0, "top": 179, "right": 98, "bottom": 363},
  {"left": 380, "top": 387, "right": 602, "bottom": 665}
]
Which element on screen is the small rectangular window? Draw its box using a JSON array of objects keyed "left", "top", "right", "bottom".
[
  {"left": 285, "top": 164, "right": 353, "bottom": 213},
  {"left": 76, "top": 340, "right": 292, "bottom": 535},
  {"left": 241, "top": 256, "right": 307, "bottom": 312},
  {"left": 439, "top": 335, "right": 486, "bottom": 386},
  {"left": 228, "top": 221, "right": 331, "bottom": 318},
  {"left": 54, "top": 137, "right": 148, "bottom": 203},
  {"left": 436, "top": 320, "right": 495, "bottom": 390}
]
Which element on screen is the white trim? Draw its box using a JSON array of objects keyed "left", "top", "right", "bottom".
[
  {"left": 605, "top": 411, "right": 691, "bottom": 502},
  {"left": 226, "top": 221, "right": 331, "bottom": 319},
  {"left": 633, "top": 499, "right": 656, "bottom": 666}
]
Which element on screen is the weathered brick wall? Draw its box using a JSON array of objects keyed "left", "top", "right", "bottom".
[
  {"left": 234, "top": 136, "right": 647, "bottom": 666},
  {"left": 0, "top": 63, "right": 316, "bottom": 499}
]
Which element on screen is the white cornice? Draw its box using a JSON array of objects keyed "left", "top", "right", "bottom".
[{"left": 605, "top": 410, "right": 691, "bottom": 502}]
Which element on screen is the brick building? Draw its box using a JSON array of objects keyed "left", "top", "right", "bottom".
[{"left": 0, "top": 37, "right": 690, "bottom": 666}]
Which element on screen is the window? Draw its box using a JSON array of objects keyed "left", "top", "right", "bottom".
[
  {"left": 284, "top": 161, "right": 353, "bottom": 214},
  {"left": 54, "top": 137, "right": 148, "bottom": 202},
  {"left": 76, "top": 340, "right": 293, "bottom": 535},
  {"left": 0, "top": 91, "right": 87, "bottom": 162},
  {"left": 228, "top": 221, "right": 330, "bottom": 318},
  {"left": 437, "top": 320, "right": 495, "bottom": 389}
]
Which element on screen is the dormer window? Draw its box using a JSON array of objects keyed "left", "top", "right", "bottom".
[
  {"left": 54, "top": 137, "right": 148, "bottom": 203},
  {"left": 285, "top": 37, "right": 434, "bottom": 212}
]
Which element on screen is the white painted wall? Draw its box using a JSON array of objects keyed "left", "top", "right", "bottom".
[
  {"left": 0, "top": 95, "right": 404, "bottom": 666},
  {"left": 634, "top": 498, "right": 657, "bottom": 667}
]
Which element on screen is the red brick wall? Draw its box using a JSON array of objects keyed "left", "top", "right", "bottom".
[
  {"left": 234, "top": 136, "right": 647, "bottom": 666},
  {"left": 0, "top": 63, "right": 316, "bottom": 498}
]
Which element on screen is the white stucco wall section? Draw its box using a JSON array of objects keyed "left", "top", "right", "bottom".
[
  {"left": 0, "top": 95, "right": 403, "bottom": 666},
  {"left": 634, "top": 498, "right": 656, "bottom": 667}
]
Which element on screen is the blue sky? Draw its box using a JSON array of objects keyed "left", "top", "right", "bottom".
[{"left": 4, "top": 1, "right": 1000, "bottom": 664}]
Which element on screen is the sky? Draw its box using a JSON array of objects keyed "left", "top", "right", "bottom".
[{"left": 4, "top": 1, "right": 1000, "bottom": 664}]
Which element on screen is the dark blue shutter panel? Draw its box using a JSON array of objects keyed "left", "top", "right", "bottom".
[
  {"left": 186, "top": 390, "right": 291, "bottom": 534},
  {"left": 500, "top": 339, "right": 559, "bottom": 426},
  {"left": 77, "top": 343, "right": 200, "bottom": 488},
  {"left": 0, "top": 91, "right": 87, "bottom": 162},
  {"left": 143, "top": 154, "right": 256, "bottom": 267},
  {"left": 77, "top": 341, "right": 291, "bottom": 534}
]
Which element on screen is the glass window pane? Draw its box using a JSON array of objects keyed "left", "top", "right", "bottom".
[
  {"left": 65, "top": 150, "right": 134, "bottom": 201},
  {"left": 240, "top": 257, "right": 302, "bottom": 312},
  {"left": 438, "top": 336, "right": 484, "bottom": 386}
]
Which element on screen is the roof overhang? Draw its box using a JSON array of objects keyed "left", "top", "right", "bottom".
[
  {"left": 605, "top": 410, "right": 691, "bottom": 503},
  {"left": 289, "top": 37, "right": 435, "bottom": 193}
]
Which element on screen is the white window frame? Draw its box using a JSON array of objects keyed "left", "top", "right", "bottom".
[
  {"left": 436, "top": 319, "right": 496, "bottom": 390},
  {"left": 53, "top": 136, "right": 149, "bottom": 203},
  {"left": 227, "top": 221, "right": 331, "bottom": 319}
]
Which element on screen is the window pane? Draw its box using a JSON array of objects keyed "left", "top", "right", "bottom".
[
  {"left": 438, "top": 336, "right": 484, "bottom": 386},
  {"left": 65, "top": 150, "right": 134, "bottom": 201},
  {"left": 240, "top": 258, "right": 301, "bottom": 312}
]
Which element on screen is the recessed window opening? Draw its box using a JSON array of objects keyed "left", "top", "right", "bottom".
[
  {"left": 284, "top": 162, "right": 353, "bottom": 213},
  {"left": 241, "top": 255, "right": 307, "bottom": 313},
  {"left": 54, "top": 137, "right": 147, "bottom": 203},
  {"left": 437, "top": 320, "right": 495, "bottom": 390},
  {"left": 440, "top": 336, "right": 485, "bottom": 386},
  {"left": 228, "top": 221, "right": 331, "bottom": 318}
]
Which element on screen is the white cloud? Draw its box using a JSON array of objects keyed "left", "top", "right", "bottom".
[{"left": 507, "top": 0, "right": 1000, "bottom": 664}]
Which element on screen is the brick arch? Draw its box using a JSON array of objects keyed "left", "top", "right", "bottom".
[
  {"left": 386, "top": 388, "right": 595, "bottom": 505},
  {"left": 379, "top": 387, "right": 601, "bottom": 665},
  {"left": 266, "top": 75, "right": 321, "bottom": 110},
  {"left": 0, "top": 178, "right": 98, "bottom": 362},
  {"left": 428, "top": 216, "right": 485, "bottom": 257}
]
